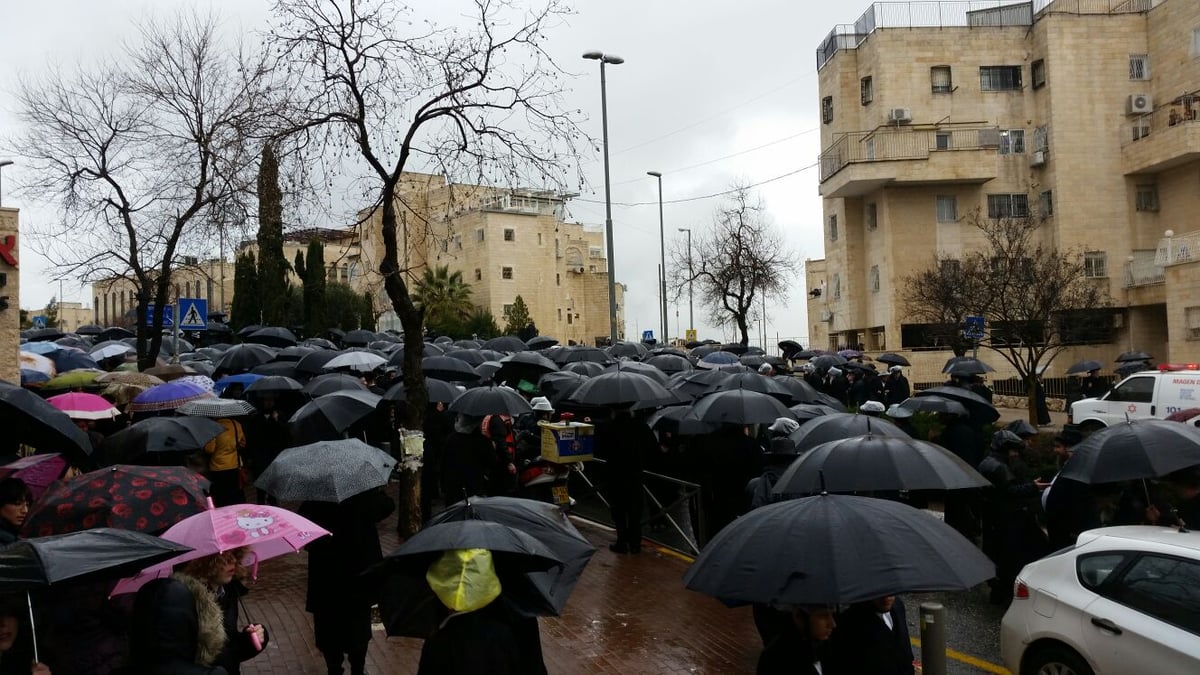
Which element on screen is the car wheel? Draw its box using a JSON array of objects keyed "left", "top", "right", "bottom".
[{"left": 1024, "top": 645, "right": 1095, "bottom": 675}]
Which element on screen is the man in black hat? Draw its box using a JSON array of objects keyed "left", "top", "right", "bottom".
[
  {"left": 977, "top": 431, "right": 1050, "bottom": 605},
  {"left": 1079, "top": 368, "right": 1108, "bottom": 400},
  {"left": 1043, "top": 427, "right": 1098, "bottom": 550}
]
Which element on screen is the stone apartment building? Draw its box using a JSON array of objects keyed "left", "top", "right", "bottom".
[
  {"left": 0, "top": 208, "right": 19, "bottom": 383},
  {"left": 806, "top": 0, "right": 1200, "bottom": 383}
]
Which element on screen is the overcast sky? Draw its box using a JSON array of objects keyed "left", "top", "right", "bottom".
[{"left": 1, "top": 0, "right": 849, "bottom": 347}]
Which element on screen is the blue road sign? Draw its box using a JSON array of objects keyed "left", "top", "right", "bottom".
[
  {"left": 145, "top": 304, "right": 174, "bottom": 328},
  {"left": 178, "top": 298, "right": 208, "bottom": 330},
  {"left": 963, "top": 315, "right": 986, "bottom": 340},
  {"left": 642, "top": 329, "right": 654, "bottom": 342},
  {"left": 31, "top": 316, "right": 46, "bottom": 330}
]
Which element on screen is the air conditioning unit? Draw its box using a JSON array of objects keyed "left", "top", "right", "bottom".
[
  {"left": 819, "top": 310, "right": 834, "bottom": 322},
  {"left": 887, "top": 108, "right": 912, "bottom": 124},
  {"left": 1127, "top": 93, "right": 1152, "bottom": 115},
  {"left": 1030, "top": 150, "right": 1046, "bottom": 167}
]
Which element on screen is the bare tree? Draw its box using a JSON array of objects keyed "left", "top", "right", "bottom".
[
  {"left": 10, "top": 12, "right": 278, "bottom": 367},
  {"left": 669, "top": 187, "right": 799, "bottom": 346},
  {"left": 904, "top": 212, "right": 1111, "bottom": 422}
]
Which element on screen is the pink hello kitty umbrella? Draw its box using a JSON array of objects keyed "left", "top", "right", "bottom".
[{"left": 110, "top": 502, "right": 329, "bottom": 595}]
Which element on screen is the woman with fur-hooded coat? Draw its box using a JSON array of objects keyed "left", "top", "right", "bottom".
[{"left": 118, "top": 575, "right": 228, "bottom": 675}]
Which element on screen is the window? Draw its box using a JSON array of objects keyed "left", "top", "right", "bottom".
[
  {"left": 589, "top": 246, "right": 603, "bottom": 258},
  {"left": 979, "top": 65, "right": 1022, "bottom": 91},
  {"left": 931, "top": 66, "right": 952, "bottom": 93},
  {"left": 476, "top": 228, "right": 485, "bottom": 242},
  {"left": 538, "top": 233, "right": 543, "bottom": 246},
  {"left": 501, "top": 266, "right": 513, "bottom": 280},
  {"left": 1129, "top": 54, "right": 1150, "bottom": 80},
  {"left": 936, "top": 196, "right": 958, "bottom": 222},
  {"left": 998, "top": 129, "right": 1025, "bottom": 155},
  {"left": 1194, "top": 28, "right": 1200, "bottom": 57},
  {"left": 1033, "top": 126, "right": 1050, "bottom": 153},
  {"left": 860, "top": 76, "right": 873, "bottom": 105},
  {"left": 987, "top": 193, "right": 1030, "bottom": 219},
  {"left": 558, "top": 308, "right": 562, "bottom": 321},
  {"left": 503, "top": 304, "right": 513, "bottom": 318},
  {"left": 556, "top": 273, "right": 560, "bottom": 286},
  {"left": 1187, "top": 306, "right": 1200, "bottom": 340},
  {"left": 1132, "top": 123, "right": 1151, "bottom": 141},
  {"left": 503, "top": 228, "right": 515, "bottom": 242},
  {"left": 1108, "top": 376, "right": 1155, "bottom": 403},
  {"left": 869, "top": 265, "right": 880, "bottom": 292},
  {"left": 865, "top": 203, "right": 877, "bottom": 231},
  {"left": 1084, "top": 251, "right": 1107, "bottom": 278},
  {"left": 474, "top": 268, "right": 482, "bottom": 281},
  {"left": 1078, "top": 553, "right": 1130, "bottom": 590},
  {"left": 454, "top": 235, "right": 462, "bottom": 250},
  {"left": 566, "top": 311, "right": 573, "bottom": 325},
  {"left": 1135, "top": 185, "right": 1159, "bottom": 212},
  {"left": 832, "top": 273, "right": 841, "bottom": 299},
  {"left": 1031, "top": 59, "right": 1046, "bottom": 88},
  {"left": 1108, "top": 554, "right": 1200, "bottom": 636},
  {"left": 821, "top": 96, "right": 833, "bottom": 124},
  {"left": 935, "top": 132, "right": 952, "bottom": 150},
  {"left": 940, "top": 259, "right": 962, "bottom": 276},
  {"left": 1040, "top": 190, "right": 1054, "bottom": 218},
  {"left": 828, "top": 215, "right": 838, "bottom": 241}
]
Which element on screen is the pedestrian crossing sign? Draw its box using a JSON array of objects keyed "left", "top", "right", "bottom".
[{"left": 178, "top": 298, "right": 207, "bottom": 330}]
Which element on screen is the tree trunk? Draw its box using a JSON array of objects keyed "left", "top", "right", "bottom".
[
  {"left": 1026, "top": 374, "right": 1039, "bottom": 425},
  {"left": 736, "top": 314, "right": 750, "bottom": 346}
]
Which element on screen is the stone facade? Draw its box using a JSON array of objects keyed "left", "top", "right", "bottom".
[
  {"left": 0, "top": 208, "right": 18, "bottom": 384},
  {"left": 808, "top": 0, "right": 1200, "bottom": 384}
]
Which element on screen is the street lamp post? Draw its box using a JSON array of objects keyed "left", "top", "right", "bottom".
[
  {"left": 647, "top": 171, "right": 666, "bottom": 343},
  {"left": 583, "top": 51, "right": 624, "bottom": 345},
  {"left": 0, "top": 160, "right": 13, "bottom": 207},
  {"left": 678, "top": 227, "right": 694, "bottom": 336}
]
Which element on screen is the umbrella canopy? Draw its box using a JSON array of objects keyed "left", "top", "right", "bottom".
[
  {"left": 46, "top": 392, "right": 120, "bottom": 421},
  {"left": 95, "top": 327, "right": 135, "bottom": 342},
  {"left": 553, "top": 346, "right": 613, "bottom": 366},
  {"left": 250, "top": 361, "right": 302, "bottom": 379},
  {"left": 810, "top": 354, "right": 848, "bottom": 371},
  {"left": 525, "top": 336, "right": 559, "bottom": 351},
  {"left": 450, "top": 339, "right": 481, "bottom": 349},
  {"left": 41, "top": 369, "right": 106, "bottom": 392},
  {"left": 943, "top": 358, "right": 994, "bottom": 377},
  {"left": 603, "top": 360, "right": 668, "bottom": 385},
  {"left": 0, "top": 528, "right": 192, "bottom": 593},
  {"left": 422, "top": 355, "right": 484, "bottom": 382},
  {"left": 20, "top": 342, "right": 60, "bottom": 356},
  {"left": 682, "top": 494, "right": 994, "bottom": 605},
  {"left": 0, "top": 455, "right": 69, "bottom": 501},
  {"left": 19, "top": 353, "right": 56, "bottom": 378},
  {"left": 382, "top": 378, "right": 461, "bottom": 405},
  {"left": 770, "top": 376, "right": 824, "bottom": 404},
  {"left": 111, "top": 504, "right": 330, "bottom": 594},
  {"left": 245, "top": 326, "right": 299, "bottom": 348},
  {"left": 1059, "top": 418, "right": 1200, "bottom": 484},
  {"left": 74, "top": 325, "right": 103, "bottom": 336},
  {"left": 274, "top": 345, "right": 316, "bottom": 362},
  {"left": 20, "top": 368, "right": 50, "bottom": 387},
  {"left": 644, "top": 354, "right": 692, "bottom": 375},
  {"left": 786, "top": 413, "right": 909, "bottom": 453},
  {"left": 24, "top": 328, "right": 65, "bottom": 343},
  {"left": 324, "top": 350, "right": 388, "bottom": 373},
  {"left": 565, "top": 370, "right": 674, "bottom": 408},
  {"left": 448, "top": 386, "right": 533, "bottom": 417},
  {"left": 788, "top": 403, "right": 836, "bottom": 421},
  {"left": 48, "top": 350, "right": 100, "bottom": 372},
  {"left": 561, "top": 361, "right": 606, "bottom": 377},
  {"left": 386, "top": 519, "right": 561, "bottom": 570},
  {"left": 772, "top": 433, "right": 991, "bottom": 495},
  {"left": 697, "top": 351, "right": 740, "bottom": 369},
  {"left": 0, "top": 381, "right": 92, "bottom": 457},
  {"left": 157, "top": 337, "right": 195, "bottom": 357},
  {"left": 538, "top": 371, "right": 589, "bottom": 404},
  {"left": 646, "top": 405, "right": 716, "bottom": 435},
  {"left": 496, "top": 352, "right": 559, "bottom": 386},
  {"left": 442, "top": 349, "right": 488, "bottom": 367},
  {"left": 288, "top": 390, "right": 382, "bottom": 443},
  {"left": 1115, "top": 350, "right": 1154, "bottom": 363},
  {"left": 212, "top": 373, "right": 265, "bottom": 396},
  {"left": 244, "top": 375, "right": 305, "bottom": 399},
  {"left": 96, "top": 371, "right": 164, "bottom": 388},
  {"left": 712, "top": 373, "right": 794, "bottom": 402},
  {"left": 213, "top": 344, "right": 278, "bottom": 374},
  {"left": 302, "top": 373, "right": 368, "bottom": 397},
  {"left": 607, "top": 342, "right": 647, "bottom": 360},
  {"left": 874, "top": 352, "right": 911, "bottom": 367},
  {"left": 482, "top": 336, "right": 528, "bottom": 353},
  {"left": 341, "top": 329, "right": 376, "bottom": 346},
  {"left": 897, "top": 395, "right": 968, "bottom": 417},
  {"left": 129, "top": 380, "right": 214, "bottom": 414},
  {"left": 915, "top": 385, "right": 1000, "bottom": 423},
  {"left": 177, "top": 398, "right": 258, "bottom": 418},
  {"left": 143, "top": 364, "right": 197, "bottom": 381},
  {"left": 778, "top": 340, "right": 803, "bottom": 358},
  {"left": 1166, "top": 408, "right": 1200, "bottom": 423},
  {"left": 100, "top": 417, "right": 226, "bottom": 465},
  {"left": 1066, "top": 359, "right": 1104, "bottom": 375},
  {"left": 255, "top": 438, "right": 396, "bottom": 503},
  {"left": 23, "top": 465, "right": 211, "bottom": 537},
  {"left": 686, "top": 389, "right": 794, "bottom": 426}
]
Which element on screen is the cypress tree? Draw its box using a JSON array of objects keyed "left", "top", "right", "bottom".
[
  {"left": 303, "top": 240, "right": 327, "bottom": 335},
  {"left": 230, "top": 251, "right": 261, "bottom": 331},
  {"left": 256, "top": 143, "right": 289, "bottom": 326}
]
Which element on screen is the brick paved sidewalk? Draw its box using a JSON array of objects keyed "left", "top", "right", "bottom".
[{"left": 240, "top": 507, "right": 761, "bottom": 675}]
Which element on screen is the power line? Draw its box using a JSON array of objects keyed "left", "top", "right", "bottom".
[
  {"left": 610, "top": 126, "right": 818, "bottom": 186},
  {"left": 575, "top": 161, "right": 819, "bottom": 207}
]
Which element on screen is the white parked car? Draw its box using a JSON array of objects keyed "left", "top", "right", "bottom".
[
  {"left": 1001, "top": 526, "right": 1200, "bottom": 675},
  {"left": 1070, "top": 365, "right": 1200, "bottom": 432}
]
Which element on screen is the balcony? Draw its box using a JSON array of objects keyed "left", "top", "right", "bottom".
[
  {"left": 1125, "top": 249, "right": 1164, "bottom": 288},
  {"left": 818, "top": 126, "right": 1000, "bottom": 198},
  {"left": 1156, "top": 230, "right": 1200, "bottom": 267},
  {"left": 1123, "top": 102, "right": 1200, "bottom": 175}
]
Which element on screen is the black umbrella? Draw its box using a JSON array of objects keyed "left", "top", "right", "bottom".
[
  {"left": 712, "top": 373, "right": 794, "bottom": 402},
  {"left": 649, "top": 347, "right": 688, "bottom": 358},
  {"left": 474, "top": 361, "right": 502, "bottom": 382},
  {"left": 296, "top": 350, "right": 343, "bottom": 375},
  {"left": 245, "top": 375, "right": 306, "bottom": 397},
  {"left": 74, "top": 324, "right": 104, "bottom": 336},
  {"left": 385, "top": 519, "right": 562, "bottom": 571},
  {"left": 422, "top": 355, "right": 483, "bottom": 382},
  {"left": 1066, "top": 360, "right": 1104, "bottom": 375},
  {"left": 942, "top": 356, "right": 995, "bottom": 374},
  {"left": 772, "top": 434, "right": 991, "bottom": 495},
  {"left": 682, "top": 494, "right": 994, "bottom": 605},
  {"left": 421, "top": 342, "right": 445, "bottom": 357},
  {"left": 96, "top": 327, "right": 136, "bottom": 342},
  {"left": 448, "top": 386, "right": 533, "bottom": 417},
  {"left": 562, "top": 361, "right": 607, "bottom": 377},
  {"left": 603, "top": 360, "right": 668, "bottom": 384},
  {"left": 915, "top": 386, "right": 1000, "bottom": 423},
  {"left": 0, "top": 528, "right": 192, "bottom": 592},
  {"left": 288, "top": 390, "right": 382, "bottom": 443},
  {"left": 442, "top": 349, "right": 488, "bottom": 367},
  {"left": 303, "top": 338, "right": 338, "bottom": 350},
  {"left": 810, "top": 354, "right": 848, "bottom": 371},
  {"left": 237, "top": 325, "right": 263, "bottom": 337},
  {"left": 1115, "top": 351, "right": 1154, "bottom": 363},
  {"left": 770, "top": 376, "right": 824, "bottom": 405},
  {"left": 255, "top": 438, "right": 395, "bottom": 503},
  {"left": 212, "top": 343, "right": 277, "bottom": 373},
  {"left": 48, "top": 350, "right": 100, "bottom": 372},
  {"left": 607, "top": 342, "right": 646, "bottom": 360},
  {"left": 482, "top": 336, "right": 528, "bottom": 353},
  {"left": 100, "top": 417, "right": 226, "bottom": 465},
  {"left": 245, "top": 326, "right": 298, "bottom": 348},
  {"left": 525, "top": 336, "right": 559, "bottom": 351},
  {"left": 788, "top": 403, "right": 835, "bottom": 421},
  {"left": 646, "top": 405, "right": 716, "bottom": 435},
  {"left": 875, "top": 352, "right": 911, "bottom": 367},
  {"left": 495, "top": 352, "right": 559, "bottom": 386},
  {"left": 778, "top": 340, "right": 803, "bottom": 359},
  {"left": 553, "top": 346, "right": 613, "bottom": 365},
  {"left": 538, "top": 371, "right": 589, "bottom": 404},
  {"left": 250, "top": 361, "right": 302, "bottom": 379},
  {"left": 341, "top": 329, "right": 376, "bottom": 347},
  {"left": 0, "top": 381, "right": 91, "bottom": 461},
  {"left": 786, "top": 413, "right": 908, "bottom": 453},
  {"left": 451, "top": 339, "right": 482, "bottom": 349},
  {"left": 382, "top": 378, "right": 461, "bottom": 404},
  {"left": 302, "top": 373, "right": 368, "bottom": 397},
  {"left": 686, "top": 389, "right": 794, "bottom": 426},
  {"left": 897, "top": 395, "right": 968, "bottom": 417},
  {"left": 272, "top": 345, "right": 316, "bottom": 362},
  {"left": 1059, "top": 418, "right": 1200, "bottom": 484},
  {"left": 565, "top": 370, "right": 674, "bottom": 408},
  {"left": 689, "top": 344, "right": 719, "bottom": 359},
  {"left": 793, "top": 349, "right": 822, "bottom": 360},
  {"left": 644, "top": 354, "right": 692, "bottom": 375},
  {"left": 24, "top": 328, "right": 65, "bottom": 342}
]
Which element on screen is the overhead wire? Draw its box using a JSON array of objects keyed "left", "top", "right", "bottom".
[
  {"left": 609, "top": 126, "right": 819, "bottom": 186},
  {"left": 575, "top": 161, "right": 819, "bottom": 207}
]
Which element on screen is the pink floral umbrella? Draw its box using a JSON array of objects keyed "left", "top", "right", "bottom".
[
  {"left": 46, "top": 392, "right": 120, "bottom": 421},
  {"left": 110, "top": 502, "right": 330, "bottom": 595},
  {"left": 0, "top": 454, "right": 69, "bottom": 500}
]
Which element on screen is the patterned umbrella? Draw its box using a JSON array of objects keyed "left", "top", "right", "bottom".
[
  {"left": 96, "top": 371, "right": 165, "bottom": 388},
  {"left": 143, "top": 364, "right": 197, "bottom": 381},
  {"left": 22, "top": 465, "right": 211, "bottom": 537},
  {"left": 129, "top": 380, "right": 214, "bottom": 414},
  {"left": 46, "top": 392, "right": 120, "bottom": 420},
  {"left": 0, "top": 454, "right": 69, "bottom": 501},
  {"left": 177, "top": 398, "right": 258, "bottom": 418},
  {"left": 255, "top": 438, "right": 396, "bottom": 503}
]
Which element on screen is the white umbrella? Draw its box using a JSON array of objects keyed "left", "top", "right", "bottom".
[{"left": 323, "top": 351, "right": 387, "bottom": 373}]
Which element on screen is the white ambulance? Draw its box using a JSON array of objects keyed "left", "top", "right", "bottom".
[{"left": 1069, "top": 364, "right": 1200, "bottom": 431}]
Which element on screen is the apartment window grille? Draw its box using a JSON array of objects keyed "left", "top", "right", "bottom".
[
  {"left": 869, "top": 265, "right": 881, "bottom": 292},
  {"left": 1084, "top": 252, "right": 1108, "bottom": 278},
  {"left": 558, "top": 308, "right": 562, "bottom": 321},
  {"left": 474, "top": 268, "right": 482, "bottom": 281},
  {"left": 821, "top": 96, "right": 834, "bottom": 124},
  {"left": 503, "top": 228, "right": 515, "bottom": 242},
  {"left": 1129, "top": 54, "right": 1150, "bottom": 80},
  {"left": 998, "top": 129, "right": 1025, "bottom": 155},
  {"left": 860, "top": 76, "right": 873, "bottom": 105},
  {"left": 832, "top": 273, "right": 841, "bottom": 299},
  {"left": 931, "top": 66, "right": 952, "bottom": 94},
  {"left": 556, "top": 273, "right": 560, "bottom": 286},
  {"left": 1135, "top": 185, "right": 1159, "bottom": 212},
  {"left": 1187, "top": 306, "right": 1200, "bottom": 340},
  {"left": 829, "top": 214, "right": 839, "bottom": 241},
  {"left": 1031, "top": 59, "right": 1046, "bottom": 89},
  {"left": 980, "top": 66, "right": 1022, "bottom": 91},
  {"left": 987, "top": 193, "right": 1030, "bottom": 219},
  {"left": 865, "top": 203, "right": 877, "bottom": 231},
  {"left": 1032, "top": 126, "right": 1049, "bottom": 153},
  {"left": 935, "top": 132, "right": 952, "bottom": 150},
  {"left": 1132, "top": 124, "right": 1151, "bottom": 141},
  {"left": 1193, "top": 29, "right": 1200, "bottom": 57},
  {"left": 567, "top": 311, "right": 573, "bottom": 325},
  {"left": 502, "top": 266, "right": 513, "bottom": 280},
  {"left": 935, "top": 196, "right": 958, "bottom": 223},
  {"left": 1039, "top": 190, "right": 1054, "bottom": 218},
  {"left": 476, "top": 228, "right": 485, "bottom": 242}
]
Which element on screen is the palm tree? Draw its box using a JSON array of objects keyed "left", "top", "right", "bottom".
[{"left": 413, "top": 265, "right": 474, "bottom": 335}]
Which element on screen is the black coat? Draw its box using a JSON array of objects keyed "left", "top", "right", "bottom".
[
  {"left": 417, "top": 602, "right": 523, "bottom": 675},
  {"left": 829, "top": 599, "right": 915, "bottom": 675},
  {"left": 937, "top": 419, "right": 982, "bottom": 468},
  {"left": 1044, "top": 475, "right": 1099, "bottom": 550},
  {"left": 756, "top": 626, "right": 827, "bottom": 675},
  {"left": 213, "top": 581, "right": 269, "bottom": 675},
  {"left": 884, "top": 374, "right": 910, "bottom": 405},
  {"left": 441, "top": 431, "right": 497, "bottom": 500},
  {"left": 594, "top": 416, "right": 657, "bottom": 485},
  {"left": 0, "top": 522, "right": 19, "bottom": 546},
  {"left": 300, "top": 489, "right": 395, "bottom": 614},
  {"left": 119, "top": 578, "right": 229, "bottom": 675}
]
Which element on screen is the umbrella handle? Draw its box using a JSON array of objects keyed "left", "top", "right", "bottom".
[{"left": 26, "top": 590, "right": 39, "bottom": 665}]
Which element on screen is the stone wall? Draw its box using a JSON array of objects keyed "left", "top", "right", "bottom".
[{"left": 0, "top": 208, "right": 19, "bottom": 384}]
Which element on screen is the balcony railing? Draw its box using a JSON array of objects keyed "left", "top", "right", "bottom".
[
  {"left": 1125, "top": 249, "right": 1164, "bottom": 288},
  {"left": 819, "top": 126, "right": 1000, "bottom": 182},
  {"left": 1157, "top": 230, "right": 1200, "bottom": 267},
  {"left": 817, "top": 0, "right": 1153, "bottom": 70},
  {"left": 1124, "top": 98, "right": 1200, "bottom": 146}
]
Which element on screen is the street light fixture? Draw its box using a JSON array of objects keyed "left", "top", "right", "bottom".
[
  {"left": 677, "top": 227, "right": 694, "bottom": 338},
  {"left": 583, "top": 51, "right": 624, "bottom": 345},
  {"left": 0, "top": 160, "right": 13, "bottom": 207},
  {"left": 647, "top": 171, "right": 667, "bottom": 343}
]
